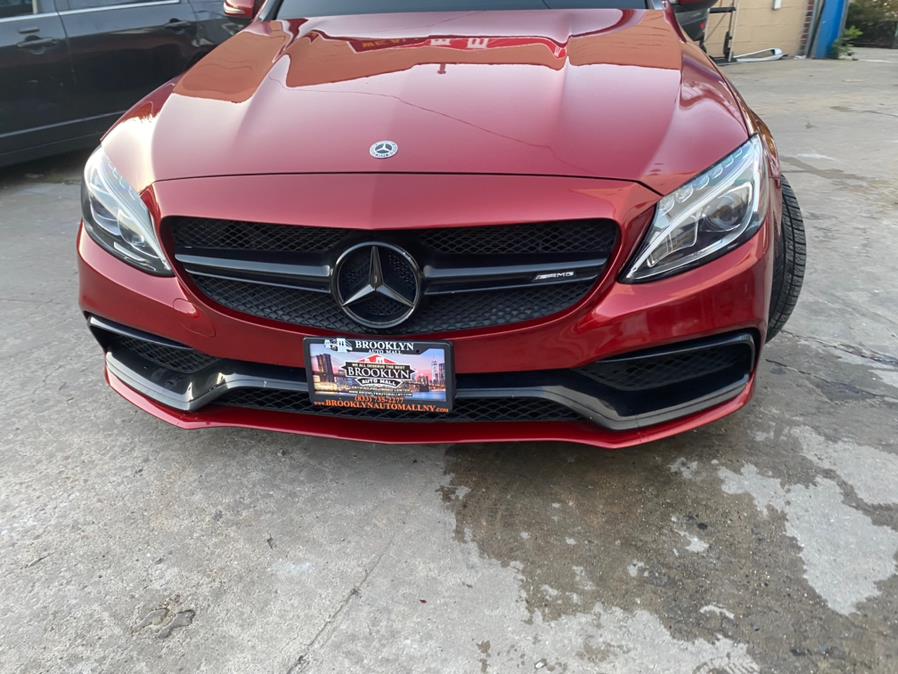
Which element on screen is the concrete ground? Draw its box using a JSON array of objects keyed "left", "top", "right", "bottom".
[{"left": 1, "top": 49, "right": 897, "bottom": 673}]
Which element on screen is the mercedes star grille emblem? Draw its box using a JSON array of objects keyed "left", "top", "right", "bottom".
[
  {"left": 369, "top": 140, "right": 399, "bottom": 159},
  {"left": 332, "top": 242, "right": 422, "bottom": 329}
]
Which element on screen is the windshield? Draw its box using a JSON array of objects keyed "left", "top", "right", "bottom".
[{"left": 276, "top": 1, "right": 649, "bottom": 19}]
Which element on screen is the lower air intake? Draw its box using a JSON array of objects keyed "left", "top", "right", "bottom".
[{"left": 216, "top": 389, "right": 584, "bottom": 423}]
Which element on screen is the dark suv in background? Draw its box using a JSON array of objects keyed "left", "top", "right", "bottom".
[
  {"left": 0, "top": 0, "right": 245, "bottom": 167},
  {"left": 671, "top": 0, "right": 718, "bottom": 44}
]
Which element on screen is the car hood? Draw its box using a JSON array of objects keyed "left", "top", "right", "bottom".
[{"left": 104, "top": 9, "right": 749, "bottom": 195}]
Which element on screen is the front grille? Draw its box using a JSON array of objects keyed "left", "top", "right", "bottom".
[
  {"left": 192, "top": 275, "right": 596, "bottom": 335},
  {"left": 171, "top": 219, "right": 350, "bottom": 254},
  {"left": 216, "top": 389, "right": 583, "bottom": 423},
  {"left": 168, "top": 217, "right": 618, "bottom": 335},
  {"left": 581, "top": 342, "right": 752, "bottom": 392},
  {"left": 171, "top": 219, "right": 617, "bottom": 258},
  {"left": 111, "top": 335, "right": 217, "bottom": 374}
]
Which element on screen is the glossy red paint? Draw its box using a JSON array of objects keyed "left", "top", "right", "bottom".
[
  {"left": 102, "top": 9, "right": 748, "bottom": 195},
  {"left": 80, "top": 6, "right": 782, "bottom": 448}
]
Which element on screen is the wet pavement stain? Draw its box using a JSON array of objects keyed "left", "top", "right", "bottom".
[
  {"left": 780, "top": 156, "right": 898, "bottom": 207},
  {"left": 440, "top": 335, "right": 898, "bottom": 672}
]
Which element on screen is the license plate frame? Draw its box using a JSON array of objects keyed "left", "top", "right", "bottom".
[{"left": 304, "top": 337, "right": 454, "bottom": 414}]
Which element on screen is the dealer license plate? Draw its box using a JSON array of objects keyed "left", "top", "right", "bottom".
[{"left": 304, "top": 337, "right": 454, "bottom": 413}]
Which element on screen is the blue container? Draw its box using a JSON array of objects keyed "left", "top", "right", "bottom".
[{"left": 811, "top": 0, "right": 850, "bottom": 58}]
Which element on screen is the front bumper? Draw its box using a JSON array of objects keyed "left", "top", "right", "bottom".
[
  {"left": 107, "top": 364, "right": 757, "bottom": 449},
  {"left": 91, "top": 310, "right": 759, "bottom": 449},
  {"left": 78, "top": 173, "right": 773, "bottom": 449},
  {"left": 91, "top": 313, "right": 755, "bottom": 430}
]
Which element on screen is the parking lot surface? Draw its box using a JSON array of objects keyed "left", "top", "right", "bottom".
[{"left": 1, "top": 50, "right": 897, "bottom": 673}]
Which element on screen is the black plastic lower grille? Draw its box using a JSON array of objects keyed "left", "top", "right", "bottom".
[
  {"left": 216, "top": 389, "right": 583, "bottom": 423},
  {"left": 106, "top": 326, "right": 751, "bottom": 401},
  {"left": 92, "top": 315, "right": 754, "bottom": 429},
  {"left": 112, "top": 335, "right": 217, "bottom": 374},
  {"left": 581, "top": 342, "right": 752, "bottom": 392},
  {"left": 192, "top": 275, "right": 596, "bottom": 335}
]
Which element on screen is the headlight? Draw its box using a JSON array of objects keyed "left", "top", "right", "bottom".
[
  {"left": 623, "top": 136, "right": 768, "bottom": 282},
  {"left": 81, "top": 147, "right": 171, "bottom": 275}
]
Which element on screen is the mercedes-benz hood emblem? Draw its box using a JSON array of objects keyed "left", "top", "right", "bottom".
[{"left": 369, "top": 140, "right": 399, "bottom": 159}]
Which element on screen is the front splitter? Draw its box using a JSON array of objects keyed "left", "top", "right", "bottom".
[{"left": 105, "top": 367, "right": 757, "bottom": 450}]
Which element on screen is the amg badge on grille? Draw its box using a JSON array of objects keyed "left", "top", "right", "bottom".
[{"left": 331, "top": 243, "right": 422, "bottom": 329}]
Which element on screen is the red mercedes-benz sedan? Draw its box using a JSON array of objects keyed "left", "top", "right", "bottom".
[{"left": 78, "top": 0, "right": 806, "bottom": 449}]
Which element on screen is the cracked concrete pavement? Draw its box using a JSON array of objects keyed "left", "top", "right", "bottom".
[{"left": 1, "top": 49, "right": 897, "bottom": 673}]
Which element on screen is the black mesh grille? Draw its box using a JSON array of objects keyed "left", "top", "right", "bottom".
[
  {"left": 112, "top": 335, "right": 217, "bottom": 374},
  {"left": 192, "top": 275, "right": 595, "bottom": 335},
  {"left": 416, "top": 221, "right": 618, "bottom": 256},
  {"left": 171, "top": 219, "right": 351, "bottom": 253},
  {"left": 217, "top": 389, "right": 583, "bottom": 423},
  {"left": 170, "top": 218, "right": 616, "bottom": 258},
  {"left": 579, "top": 343, "right": 751, "bottom": 391},
  {"left": 169, "top": 217, "right": 617, "bottom": 335}
]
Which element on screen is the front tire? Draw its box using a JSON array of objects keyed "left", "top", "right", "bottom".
[{"left": 766, "top": 176, "right": 806, "bottom": 342}]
